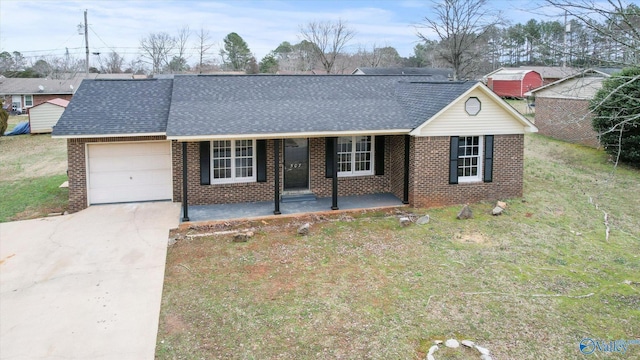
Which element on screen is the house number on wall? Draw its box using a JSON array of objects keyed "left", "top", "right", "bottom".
[{"left": 465, "top": 97, "right": 481, "bottom": 116}]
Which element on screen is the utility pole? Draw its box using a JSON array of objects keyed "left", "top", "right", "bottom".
[{"left": 84, "top": 9, "right": 89, "bottom": 77}]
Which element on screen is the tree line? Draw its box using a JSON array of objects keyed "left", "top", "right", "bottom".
[{"left": 1, "top": 0, "right": 638, "bottom": 79}]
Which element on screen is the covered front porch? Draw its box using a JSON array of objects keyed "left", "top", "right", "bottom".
[{"left": 181, "top": 193, "right": 405, "bottom": 223}]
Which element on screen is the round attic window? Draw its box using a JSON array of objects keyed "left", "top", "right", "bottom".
[{"left": 465, "top": 97, "right": 481, "bottom": 116}]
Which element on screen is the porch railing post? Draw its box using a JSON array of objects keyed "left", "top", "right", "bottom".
[
  {"left": 273, "top": 139, "right": 281, "bottom": 215},
  {"left": 181, "top": 142, "right": 190, "bottom": 222},
  {"left": 403, "top": 135, "right": 410, "bottom": 204},
  {"left": 331, "top": 137, "right": 339, "bottom": 210}
]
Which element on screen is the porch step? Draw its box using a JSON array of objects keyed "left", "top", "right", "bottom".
[{"left": 281, "top": 193, "right": 317, "bottom": 203}]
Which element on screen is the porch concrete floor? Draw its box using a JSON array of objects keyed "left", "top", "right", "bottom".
[{"left": 183, "top": 193, "right": 404, "bottom": 223}]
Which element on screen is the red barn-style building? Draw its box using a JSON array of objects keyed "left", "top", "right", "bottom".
[{"left": 486, "top": 69, "right": 543, "bottom": 98}]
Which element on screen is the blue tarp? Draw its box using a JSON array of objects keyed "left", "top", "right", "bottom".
[{"left": 4, "top": 121, "right": 30, "bottom": 136}]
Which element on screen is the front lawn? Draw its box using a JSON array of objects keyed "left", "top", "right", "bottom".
[
  {"left": 0, "top": 115, "right": 68, "bottom": 222},
  {"left": 156, "top": 134, "right": 639, "bottom": 359}
]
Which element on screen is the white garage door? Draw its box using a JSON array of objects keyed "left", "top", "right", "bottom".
[{"left": 87, "top": 141, "right": 172, "bottom": 205}]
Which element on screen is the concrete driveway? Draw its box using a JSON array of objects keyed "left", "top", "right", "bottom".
[{"left": 0, "top": 202, "right": 181, "bottom": 360}]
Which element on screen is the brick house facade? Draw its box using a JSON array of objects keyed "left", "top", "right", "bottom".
[{"left": 54, "top": 76, "right": 537, "bottom": 215}]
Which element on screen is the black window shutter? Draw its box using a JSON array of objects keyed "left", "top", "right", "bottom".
[
  {"left": 199, "top": 141, "right": 210, "bottom": 185},
  {"left": 484, "top": 135, "right": 494, "bottom": 183},
  {"left": 374, "top": 135, "right": 385, "bottom": 175},
  {"left": 449, "top": 136, "right": 459, "bottom": 184},
  {"left": 325, "top": 137, "right": 335, "bottom": 178},
  {"left": 256, "top": 139, "right": 267, "bottom": 182}
]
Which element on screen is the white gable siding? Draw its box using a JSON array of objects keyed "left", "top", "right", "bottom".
[
  {"left": 534, "top": 77, "right": 604, "bottom": 100},
  {"left": 418, "top": 88, "right": 526, "bottom": 136},
  {"left": 29, "top": 103, "right": 66, "bottom": 134}
]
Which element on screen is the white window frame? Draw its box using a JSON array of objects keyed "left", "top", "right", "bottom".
[
  {"left": 24, "top": 95, "right": 33, "bottom": 107},
  {"left": 210, "top": 139, "right": 256, "bottom": 184},
  {"left": 457, "top": 135, "right": 483, "bottom": 183},
  {"left": 337, "top": 135, "right": 375, "bottom": 177}
]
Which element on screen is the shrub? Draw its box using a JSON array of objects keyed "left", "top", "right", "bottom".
[{"left": 590, "top": 67, "right": 640, "bottom": 167}]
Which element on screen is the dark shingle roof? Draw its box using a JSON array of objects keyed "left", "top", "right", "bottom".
[
  {"left": 396, "top": 81, "right": 477, "bottom": 126},
  {"left": 52, "top": 79, "right": 172, "bottom": 136},
  {"left": 354, "top": 67, "right": 453, "bottom": 79},
  {"left": 53, "top": 75, "right": 479, "bottom": 138},
  {"left": 166, "top": 75, "right": 445, "bottom": 137}
]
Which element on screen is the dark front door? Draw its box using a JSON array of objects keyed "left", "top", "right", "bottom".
[{"left": 284, "top": 138, "right": 309, "bottom": 191}]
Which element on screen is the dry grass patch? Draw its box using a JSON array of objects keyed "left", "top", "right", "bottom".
[{"left": 157, "top": 134, "right": 640, "bottom": 359}]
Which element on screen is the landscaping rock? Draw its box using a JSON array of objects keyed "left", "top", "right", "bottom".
[
  {"left": 461, "top": 340, "right": 475, "bottom": 348},
  {"left": 233, "top": 232, "right": 251, "bottom": 242},
  {"left": 427, "top": 355, "right": 435, "bottom": 360},
  {"left": 399, "top": 217, "right": 412, "bottom": 226},
  {"left": 480, "top": 355, "right": 493, "bottom": 360},
  {"left": 445, "top": 339, "right": 460, "bottom": 348},
  {"left": 434, "top": 340, "right": 443, "bottom": 345},
  {"left": 297, "top": 223, "right": 310, "bottom": 236},
  {"left": 475, "top": 345, "right": 490, "bottom": 355},
  {"left": 497, "top": 201, "right": 507, "bottom": 209},
  {"left": 427, "top": 345, "right": 439, "bottom": 355},
  {"left": 492, "top": 206, "right": 504, "bottom": 216},
  {"left": 416, "top": 215, "right": 430, "bottom": 225},
  {"left": 457, "top": 205, "right": 473, "bottom": 220},
  {"left": 167, "top": 237, "right": 177, "bottom": 246}
]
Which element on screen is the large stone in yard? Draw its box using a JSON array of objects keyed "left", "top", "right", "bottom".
[
  {"left": 457, "top": 205, "right": 473, "bottom": 220},
  {"left": 233, "top": 232, "right": 251, "bottom": 242},
  {"left": 492, "top": 206, "right": 504, "bottom": 216},
  {"left": 297, "top": 223, "right": 310, "bottom": 236},
  {"left": 445, "top": 339, "right": 460, "bottom": 348},
  {"left": 416, "top": 215, "right": 430, "bottom": 225},
  {"left": 497, "top": 201, "right": 507, "bottom": 209},
  {"left": 399, "top": 217, "right": 412, "bottom": 226}
]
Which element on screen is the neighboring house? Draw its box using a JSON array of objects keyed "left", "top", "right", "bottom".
[
  {"left": 52, "top": 75, "right": 537, "bottom": 215},
  {"left": 0, "top": 77, "right": 78, "bottom": 113},
  {"left": 525, "top": 68, "right": 615, "bottom": 147},
  {"left": 518, "top": 66, "right": 580, "bottom": 85},
  {"left": 353, "top": 67, "right": 453, "bottom": 80},
  {"left": 28, "top": 98, "right": 69, "bottom": 134},
  {"left": 485, "top": 69, "right": 543, "bottom": 98},
  {"left": 0, "top": 74, "right": 146, "bottom": 114}
]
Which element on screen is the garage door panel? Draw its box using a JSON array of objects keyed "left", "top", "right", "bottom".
[
  {"left": 89, "top": 185, "right": 172, "bottom": 204},
  {"left": 89, "top": 169, "right": 171, "bottom": 188},
  {"left": 87, "top": 141, "right": 172, "bottom": 205},
  {"left": 89, "top": 155, "right": 170, "bottom": 173},
  {"left": 89, "top": 142, "right": 170, "bottom": 157}
]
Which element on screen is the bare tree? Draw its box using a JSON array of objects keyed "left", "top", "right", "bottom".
[
  {"left": 545, "top": 0, "right": 640, "bottom": 67},
  {"left": 139, "top": 32, "right": 176, "bottom": 74},
  {"left": 416, "top": 0, "right": 503, "bottom": 80},
  {"left": 100, "top": 52, "right": 125, "bottom": 73},
  {"left": 176, "top": 26, "right": 191, "bottom": 64},
  {"left": 357, "top": 44, "right": 402, "bottom": 68},
  {"left": 299, "top": 19, "right": 356, "bottom": 74},
  {"left": 196, "top": 27, "right": 215, "bottom": 74}
]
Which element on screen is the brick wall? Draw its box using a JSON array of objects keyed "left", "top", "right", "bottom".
[
  {"left": 410, "top": 134, "right": 524, "bottom": 208},
  {"left": 174, "top": 136, "right": 405, "bottom": 206},
  {"left": 67, "top": 134, "right": 526, "bottom": 213},
  {"left": 172, "top": 140, "right": 276, "bottom": 205},
  {"left": 66, "top": 136, "right": 167, "bottom": 213},
  {"left": 535, "top": 97, "right": 600, "bottom": 148}
]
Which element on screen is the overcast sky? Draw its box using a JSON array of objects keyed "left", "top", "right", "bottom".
[{"left": 1, "top": 0, "right": 565, "bottom": 67}]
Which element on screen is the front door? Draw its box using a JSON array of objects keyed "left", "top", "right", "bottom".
[{"left": 284, "top": 138, "right": 309, "bottom": 191}]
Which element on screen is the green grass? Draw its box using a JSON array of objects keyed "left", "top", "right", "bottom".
[
  {"left": 0, "top": 174, "right": 69, "bottom": 222},
  {"left": 156, "top": 134, "right": 640, "bottom": 359},
  {"left": 0, "top": 115, "right": 68, "bottom": 222}
]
